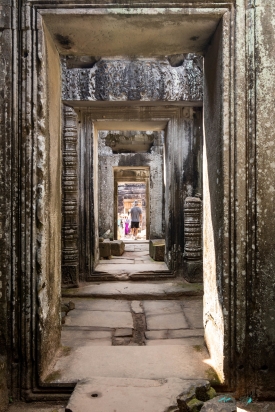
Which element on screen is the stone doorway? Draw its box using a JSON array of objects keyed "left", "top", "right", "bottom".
[
  {"left": 116, "top": 182, "right": 147, "bottom": 241},
  {"left": 4, "top": 3, "right": 263, "bottom": 405},
  {"left": 114, "top": 168, "right": 150, "bottom": 241}
]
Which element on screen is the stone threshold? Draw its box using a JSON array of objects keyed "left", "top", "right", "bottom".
[
  {"left": 62, "top": 280, "right": 203, "bottom": 300},
  {"left": 88, "top": 271, "right": 175, "bottom": 282}
]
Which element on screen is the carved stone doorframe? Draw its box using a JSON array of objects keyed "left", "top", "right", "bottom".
[{"left": 113, "top": 167, "right": 150, "bottom": 240}]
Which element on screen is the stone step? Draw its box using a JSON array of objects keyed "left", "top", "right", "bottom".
[
  {"left": 62, "top": 280, "right": 203, "bottom": 300},
  {"left": 65, "top": 377, "right": 213, "bottom": 412}
]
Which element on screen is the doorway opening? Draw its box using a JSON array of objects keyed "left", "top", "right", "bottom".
[{"left": 117, "top": 182, "right": 146, "bottom": 240}]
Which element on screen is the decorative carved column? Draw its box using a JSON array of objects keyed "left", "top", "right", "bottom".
[
  {"left": 62, "top": 106, "right": 79, "bottom": 287},
  {"left": 183, "top": 196, "right": 203, "bottom": 282}
]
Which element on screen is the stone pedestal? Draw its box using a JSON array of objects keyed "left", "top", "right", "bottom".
[
  {"left": 149, "top": 239, "right": 165, "bottom": 261},
  {"left": 99, "top": 241, "right": 112, "bottom": 259},
  {"left": 110, "top": 240, "right": 125, "bottom": 256}
]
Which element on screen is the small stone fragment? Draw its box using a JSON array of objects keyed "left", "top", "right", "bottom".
[
  {"left": 68, "top": 301, "right": 75, "bottom": 310},
  {"left": 195, "top": 381, "right": 211, "bottom": 401},
  {"left": 177, "top": 388, "right": 196, "bottom": 411},
  {"left": 131, "top": 301, "right": 143, "bottom": 314}
]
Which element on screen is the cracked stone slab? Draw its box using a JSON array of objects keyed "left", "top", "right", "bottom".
[
  {"left": 62, "top": 330, "right": 112, "bottom": 342},
  {"left": 145, "top": 330, "right": 168, "bottom": 340},
  {"left": 145, "top": 337, "right": 205, "bottom": 346},
  {"left": 65, "top": 377, "right": 209, "bottom": 412},
  {"left": 146, "top": 313, "right": 188, "bottom": 330},
  {"left": 65, "top": 310, "right": 133, "bottom": 329},
  {"left": 169, "top": 329, "right": 204, "bottom": 338},
  {"left": 63, "top": 298, "right": 130, "bottom": 312},
  {"left": 49, "top": 345, "right": 212, "bottom": 383},
  {"left": 183, "top": 299, "right": 204, "bottom": 329},
  {"left": 143, "top": 300, "right": 183, "bottom": 315},
  {"left": 145, "top": 329, "right": 204, "bottom": 340},
  {"left": 62, "top": 281, "right": 203, "bottom": 299}
]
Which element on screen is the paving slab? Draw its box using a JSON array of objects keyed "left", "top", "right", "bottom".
[
  {"left": 183, "top": 302, "right": 204, "bottom": 329},
  {"left": 145, "top": 329, "right": 205, "bottom": 339},
  {"left": 146, "top": 312, "right": 188, "bottom": 330},
  {"left": 64, "top": 338, "right": 112, "bottom": 347},
  {"left": 168, "top": 328, "right": 204, "bottom": 338},
  {"left": 65, "top": 310, "right": 133, "bottom": 329},
  {"left": 62, "top": 330, "right": 112, "bottom": 347},
  {"left": 49, "top": 345, "right": 211, "bottom": 383},
  {"left": 95, "top": 262, "right": 168, "bottom": 273},
  {"left": 63, "top": 298, "right": 130, "bottom": 312},
  {"left": 65, "top": 377, "right": 209, "bottom": 412},
  {"left": 63, "top": 281, "right": 203, "bottom": 300},
  {"left": 62, "top": 330, "right": 112, "bottom": 341},
  {"left": 143, "top": 300, "right": 183, "bottom": 315},
  {"left": 145, "top": 337, "right": 205, "bottom": 346},
  {"left": 145, "top": 330, "right": 169, "bottom": 340}
]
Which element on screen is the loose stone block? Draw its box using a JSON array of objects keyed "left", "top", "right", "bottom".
[
  {"left": 200, "top": 395, "right": 236, "bottom": 411},
  {"left": 149, "top": 239, "right": 165, "bottom": 261},
  {"left": 99, "top": 241, "right": 111, "bottom": 258},
  {"left": 110, "top": 240, "right": 125, "bottom": 256}
]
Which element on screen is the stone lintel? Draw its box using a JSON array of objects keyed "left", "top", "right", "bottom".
[{"left": 62, "top": 57, "right": 203, "bottom": 102}]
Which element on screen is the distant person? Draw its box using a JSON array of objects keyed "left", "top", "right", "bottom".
[
  {"left": 130, "top": 201, "right": 142, "bottom": 240},
  {"left": 125, "top": 216, "right": 130, "bottom": 236}
]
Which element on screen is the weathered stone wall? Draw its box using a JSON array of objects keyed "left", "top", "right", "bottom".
[
  {"left": 0, "top": 2, "right": 12, "bottom": 410},
  {"left": 38, "top": 25, "right": 62, "bottom": 380},
  {"left": 62, "top": 57, "right": 203, "bottom": 102},
  {"left": 98, "top": 131, "right": 164, "bottom": 239},
  {"left": 247, "top": 2, "right": 275, "bottom": 397},
  {"left": 164, "top": 108, "right": 203, "bottom": 275}
]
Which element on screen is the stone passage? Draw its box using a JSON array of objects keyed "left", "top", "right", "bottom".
[{"left": 60, "top": 297, "right": 204, "bottom": 348}]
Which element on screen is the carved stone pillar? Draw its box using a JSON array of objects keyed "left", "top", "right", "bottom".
[
  {"left": 62, "top": 106, "right": 79, "bottom": 287},
  {"left": 183, "top": 196, "right": 202, "bottom": 282}
]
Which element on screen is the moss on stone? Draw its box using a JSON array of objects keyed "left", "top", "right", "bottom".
[
  {"left": 62, "top": 345, "right": 72, "bottom": 356},
  {"left": 44, "top": 370, "right": 62, "bottom": 383},
  {"left": 187, "top": 397, "right": 204, "bottom": 411},
  {"left": 206, "top": 387, "right": 217, "bottom": 399},
  {"left": 193, "top": 344, "right": 203, "bottom": 352},
  {"left": 205, "top": 368, "right": 220, "bottom": 385}
]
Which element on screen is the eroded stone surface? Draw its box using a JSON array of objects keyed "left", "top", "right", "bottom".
[
  {"left": 62, "top": 57, "right": 203, "bottom": 102},
  {"left": 200, "top": 395, "right": 236, "bottom": 412},
  {"left": 65, "top": 310, "right": 133, "bottom": 329},
  {"left": 65, "top": 377, "right": 208, "bottom": 412}
]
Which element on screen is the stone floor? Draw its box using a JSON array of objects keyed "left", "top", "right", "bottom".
[
  {"left": 7, "top": 400, "right": 275, "bottom": 412},
  {"left": 48, "top": 296, "right": 211, "bottom": 384},
  {"left": 8, "top": 243, "right": 275, "bottom": 411},
  {"left": 94, "top": 242, "right": 170, "bottom": 278}
]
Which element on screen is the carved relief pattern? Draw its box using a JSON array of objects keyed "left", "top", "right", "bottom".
[
  {"left": 184, "top": 197, "right": 202, "bottom": 261},
  {"left": 62, "top": 106, "right": 79, "bottom": 286},
  {"left": 114, "top": 168, "right": 150, "bottom": 181},
  {"left": 62, "top": 57, "right": 203, "bottom": 102}
]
